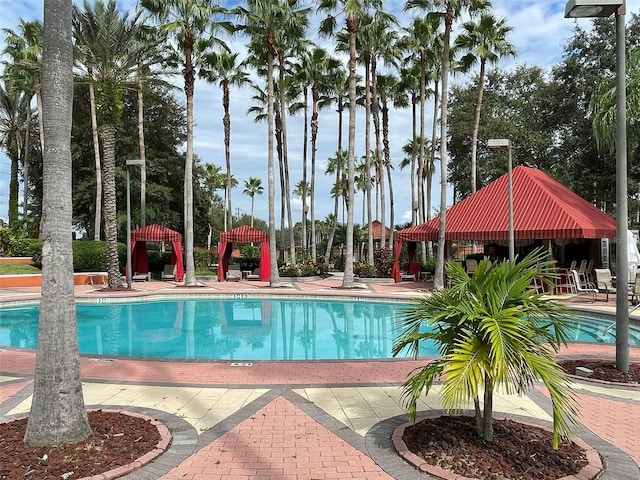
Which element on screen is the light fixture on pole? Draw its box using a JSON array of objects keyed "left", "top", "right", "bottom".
[
  {"left": 565, "top": 0, "right": 628, "bottom": 373},
  {"left": 488, "top": 138, "right": 514, "bottom": 263},
  {"left": 125, "top": 159, "right": 144, "bottom": 289}
]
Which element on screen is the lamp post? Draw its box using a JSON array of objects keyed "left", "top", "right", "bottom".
[
  {"left": 488, "top": 138, "right": 514, "bottom": 263},
  {"left": 125, "top": 159, "right": 144, "bottom": 289},
  {"left": 565, "top": 0, "right": 628, "bottom": 373}
]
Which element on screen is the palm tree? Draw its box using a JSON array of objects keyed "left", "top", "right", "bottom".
[
  {"left": 200, "top": 51, "right": 250, "bottom": 231},
  {"left": 293, "top": 180, "right": 311, "bottom": 248},
  {"left": 319, "top": 0, "right": 383, "bottom": 288},
  {"left": 455, "top": 13, "right": 516, "bottom": 195},
  {"left": 296, "top": 47, "right": 341, "bottom": 260},
  {"left": 235, "top": 0, "right": 310, "bottom": 286},
  {"left": 243, "top": 176, "right": 263, "bottom": 228},
  {"left": 393, "top": 250, "right": 579, "bottom": 447},
  {"left": 25, "top": 0, "right": 92, "bottom": 446},
  {"left": 73, "top": 0, "right": 150, "bottom": 289},
  {"left": 0, "top": 79, "right": 27, "bottom": 226},
  {"left": 405, "top": 0, "right": 491, "bottom": 290},
  {"left": 377, "top": 73, "right": 407, "bottom": 245},
  {"left": 2, "top": 20, "right": 43, "bottom": 224},
  {"left": 201, "top": 163, "right": 226, "bottom": 249},
  {"left": 142, "top": 0, "right": 233, "bottom": 287}
]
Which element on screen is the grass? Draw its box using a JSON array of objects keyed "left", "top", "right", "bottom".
[{"left": 0, "top": 264, "right": 42, "bottom": 275}]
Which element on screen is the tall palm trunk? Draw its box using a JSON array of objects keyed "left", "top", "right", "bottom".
[
  {"left": 302, "top": 87, "right": 309, "bottom": 254},
  {"left": 267, "top": 34, "right": 281, "bottom": 286},
  {"left": 8, "top": 148, "right": 19, "bottom": 226},
  {"left": 364, "top": 54, "right": 373, "bottom": 265},
  {"left": 23, "top": 100, "right": 32, "bottom": 220},
  {"left": 278, "top": 52, "right": 295, "bottom": 265},
  {"left": 434, "top": 9, "right": 454, "bottom": 291},
  {"left": 26, "top": 0, "right": 91, "bottom": 445},
  {"left": 470, "top": 59, "right": 486, "bottom": 196},
  {"left": 325, "top": 98, "right": 344, "bottom": 261},
  {"left": 382, "top": 101, "right": 394, "bottom": 245},
  {"left": 88, "top": 77, "right": 102, "bottom": 241},
  {"left": 100, "top": 124, "right": 120, "bottom": 288},
  {"left": 137, "top": 74, "right": 147, "bottom": 227},
  {"left": 371, "top": 59, "right": 385, "bottom": 247},
  {"left": 223, "top": 81, "right": 232, "bottom": 231},
  {"left": 183, "top": 31, "right": 196, "bottom": 286},
  {"left": 342, "top": 17, "right": 358, "bottom": 289}
]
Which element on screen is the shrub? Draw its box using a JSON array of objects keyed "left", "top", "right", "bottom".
[
  {"left": 280, "top": 264, "right": 301, "bottom": 277},
  {"left": 194, "top": 248, "right": 216, "bottom": 271},
  {"left": 354, "top": 262, "right": 377, "bottom": 278},
  {"left": 373, "top": 247, "right": 393, "bottom": 277},
  {"left": 71, "top": 241, "right": 108, "bottom": 272},
  {"left": 147, "top": 251, "right": 172, "bottom": 272}
]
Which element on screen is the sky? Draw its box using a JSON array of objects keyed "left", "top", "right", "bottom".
[{"left": 1, "top": 0, "right": 639, "bottom": 231}]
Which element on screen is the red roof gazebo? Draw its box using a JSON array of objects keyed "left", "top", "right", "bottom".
[
  {"left": 130, "top": 224, "right": 184, "bottom": 282},
  {"left": 391, "top": 166, "right": 616, "bottom": 281}
]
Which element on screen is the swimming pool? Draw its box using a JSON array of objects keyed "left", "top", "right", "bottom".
[{"left": 1, "top": 298, "right": 639, "bottom": 361}]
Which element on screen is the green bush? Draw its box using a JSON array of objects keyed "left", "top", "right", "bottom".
[
  {"left": 147, "top": 251, "right": 172, "bottom": 272},
  {"left": 354, "top": 262, "right": 377, "bottom": 278},
  {"left": 240, "top": 245, "right": 259, "bottom": 258},
  {"left": 71, "top": 241, "right": 108, "bottom": 272},
  {"left": 194, "top": 248, "right": 216, "bottom": 271}
]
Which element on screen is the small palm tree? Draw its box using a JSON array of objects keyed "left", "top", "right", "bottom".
[
  {"left": 393, "top": 249, "right": 579, "bottom": 448},
  {"left": 243, "top": 177, "right": 263, "bottom": 228}
]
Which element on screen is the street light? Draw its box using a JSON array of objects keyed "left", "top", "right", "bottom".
[
  {"left": 125, "top": 159, "right": 144, "bottom": 289},
  {"left": 565, "top": 0, "right": 629, "bottom": 373},
  {"left": 488, "top": 138, "right": 514, "bottom": 263}
]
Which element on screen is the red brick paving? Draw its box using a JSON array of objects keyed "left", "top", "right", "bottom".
[{"left": 161, "top": 396, "right": 394, "bottom": 480}]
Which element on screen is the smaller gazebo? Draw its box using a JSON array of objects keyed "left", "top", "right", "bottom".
[
  {"left": 217, "top": 225, "right": 270, "bottom": 281},
  {"left": 130, "top": 224, "right": 184, "bottom": 282}
]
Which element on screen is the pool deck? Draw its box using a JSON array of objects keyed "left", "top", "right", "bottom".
[{"left": 1, "top": 275, "right": 640, "bottom": 480}]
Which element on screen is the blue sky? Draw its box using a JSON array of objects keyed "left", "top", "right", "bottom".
[{"left": 1, "top": 0, "right": 638, "bottom": 229}]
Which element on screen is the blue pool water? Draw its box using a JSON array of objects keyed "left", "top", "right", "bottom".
[{"left": 1, "top": 298, "right": 639, "bottom": 361}]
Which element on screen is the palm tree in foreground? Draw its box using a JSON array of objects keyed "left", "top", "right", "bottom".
[
  {"left": 393, "top": 249, "right": 579, "bottom": 448},
  {"left": 25, "top": 0, "right": 92, "bottom": 445}
]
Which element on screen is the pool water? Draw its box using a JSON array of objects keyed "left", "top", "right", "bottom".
[{"left": 1, "top": 298, "right": 639, "bottom": 361}]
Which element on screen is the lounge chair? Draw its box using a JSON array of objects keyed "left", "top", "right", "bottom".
[
  {"left": 161, "top": 264, "right": 176, "bottom": 281},
  {"left": 226, "top": 264, "right": 241, "bottom": 281},
  {"left": 246, "top": 268, "right": 260, "bottom": 280},
  {"left": 132, "top": 272, "right": 151, "bottom": 282}
]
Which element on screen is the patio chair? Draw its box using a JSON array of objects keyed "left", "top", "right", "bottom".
[
  {"left": 570, "top": 269, "right": 598, "bottom": 302},
  {"left": 161, "top": 264, "right": 176, "bottom": 281},
  {"left": 631, "top": 273, "right": 640, "bottom": 306},
  {"left": 465, "top": 258, "right": 478, "bottom": 277},
  {"left": 593, "top": 268, "right": 638, "bottom": 302}
]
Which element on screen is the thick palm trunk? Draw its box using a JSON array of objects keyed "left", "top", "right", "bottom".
[
  {"left": 25, "top": 0, "right": 91, "bottom": 445},
  {"left": 101, "top": 124, "right": 120, "bottom": 288},
  {"left": 88, "top": 79, "right": 102, "bottom": 241},
  {"left": 137, "top": 75, "right": 147, "bottom": 227},
  {"left": 482, "top": 374, "right": 494, "bottom": 441}
]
